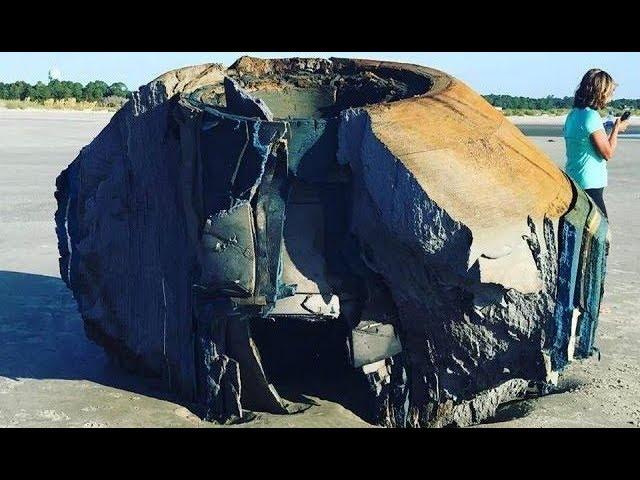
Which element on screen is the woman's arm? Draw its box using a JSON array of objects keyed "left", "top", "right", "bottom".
[{"left": 591, "top": 118, "right": 629, "bottom": 161}]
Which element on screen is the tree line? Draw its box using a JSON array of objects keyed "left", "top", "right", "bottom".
[
  {"left": 0, "top": 80, "right": 130, "bottom": 102},
  {"left": 483, "top": 94, "right": 640, "bottom": 111},
  {"left": 2, "top": 80, "right": 638, "bottom": 111}
]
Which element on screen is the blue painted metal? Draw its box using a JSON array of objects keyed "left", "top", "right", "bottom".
[
  {"left": 550, "top": 174, "right": 609, "bottom": 368},
  {"left": 575, "top": 207, "right": 609, "bottom": 358},
  {"left": 550, "top": 180, "right": 590, "bottom": 371}
]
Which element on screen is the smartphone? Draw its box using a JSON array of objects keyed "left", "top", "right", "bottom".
[{"left": 621, "top": 111, "right": 631, "bottom": 121}]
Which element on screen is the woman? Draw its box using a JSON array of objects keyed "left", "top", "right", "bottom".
[{"left": 564, "top": 69, "right": 629, "bottom": 218}]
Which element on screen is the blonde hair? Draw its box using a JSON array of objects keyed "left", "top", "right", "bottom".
[{"left": 573, "top": 68, "right": 616, "bottom": 110}]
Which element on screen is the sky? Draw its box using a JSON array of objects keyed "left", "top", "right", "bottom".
[{"left": 1, "top": 52, "right": 639, "bottom": 98}]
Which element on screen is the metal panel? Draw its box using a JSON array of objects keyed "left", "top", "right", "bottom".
[
  {"left": 200, "top": 202, "right": 256, "bottom": 297},
  {"left": 350, "top": 321, "right": 402, "bottom": 368}
]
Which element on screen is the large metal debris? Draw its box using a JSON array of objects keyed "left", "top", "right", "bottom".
[{"left": 55, "top": 56, "right": 609, "bottom": 427}]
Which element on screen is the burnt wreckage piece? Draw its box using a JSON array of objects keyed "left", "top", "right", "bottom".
[{"left": 55, "top": 57, "right": 609, "bottom": 427}]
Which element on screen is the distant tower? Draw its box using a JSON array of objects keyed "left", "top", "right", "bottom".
[{"left": 48, "top": 68, "right": 62, "bottom": 82}]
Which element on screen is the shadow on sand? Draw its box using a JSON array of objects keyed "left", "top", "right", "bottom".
[
  {"left": 0, "top": 270, "right": 194, "bottom": 411},
  {"left": 0, "top": 270, "right": 372, "bottom": 424}
]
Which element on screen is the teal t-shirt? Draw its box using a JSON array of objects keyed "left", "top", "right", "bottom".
[{"left": 564, "top": 107, "right": 607, "bottom": 189}]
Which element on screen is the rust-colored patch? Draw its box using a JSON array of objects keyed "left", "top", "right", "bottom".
[{"left": 365, "top": 79, "right": 572, "bottom": 230}]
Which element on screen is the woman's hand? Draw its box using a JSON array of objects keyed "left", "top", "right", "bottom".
[{"left": 616, "top": 117, "right": 630, "bottom": 132}]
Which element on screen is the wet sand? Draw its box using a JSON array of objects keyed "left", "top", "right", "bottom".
[{"left": 1, "top": 109, "right": 638, "bottom": 428}]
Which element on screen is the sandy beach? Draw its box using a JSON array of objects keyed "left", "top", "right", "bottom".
[{"left": 1, "top": 108, "right": 638, "bottom": 428}]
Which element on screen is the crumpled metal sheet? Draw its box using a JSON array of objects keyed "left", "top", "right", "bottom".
[
  {"left": 550, "top": 181, "right": 590, "bottom": 370},
  {"left": 199, "top": 110, "right": 286, "bottom": 216},
  {"left": 224, "top": 77, "right": 274, "bottom": 121},
  {"left": 574, "top": 205, "right": 609, "bottom": 359},
  {"left": 200, "top": 202, "right": 256, "bottom": 297}
]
